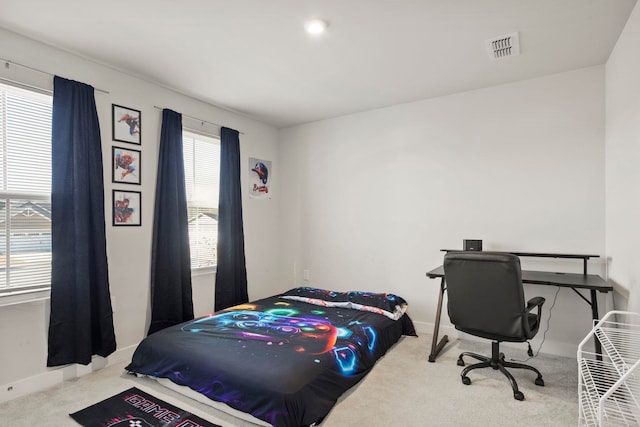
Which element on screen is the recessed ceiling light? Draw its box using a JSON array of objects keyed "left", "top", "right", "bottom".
[{"left": 305, "top": 19, "right": 328, "bottom": 35}]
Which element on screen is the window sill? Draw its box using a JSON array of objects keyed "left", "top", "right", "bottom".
[{"left": 0, "top": 288, "right": 50, "bottom": 307}]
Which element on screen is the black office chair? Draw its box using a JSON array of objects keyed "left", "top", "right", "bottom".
[{"left": 443, "top": 251, "right": 545, "bottom": 400}]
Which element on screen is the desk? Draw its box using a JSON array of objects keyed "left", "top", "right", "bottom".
[{"left": 426, "top": 251, "right": 612, "bottom": 362}]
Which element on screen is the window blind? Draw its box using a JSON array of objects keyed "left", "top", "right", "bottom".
[
  {"left": 183, "top": 131, "right": 220, "bottom": 269},
  {"left": 0, "top": 82, "right": 52, "bottom": 294}
]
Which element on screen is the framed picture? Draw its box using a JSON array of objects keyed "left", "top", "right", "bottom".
[
  {"left": 112, "top": 146, "right": 141, "bottom": 185},
  {"left": 249, "top": 157, "right": 272, "bottom": 199},
  {"left": 113, "top": 190, "right": 141, "bottom": 226},
  {"left": 112, "top": 104, "right": 141, "bottom": 145}
]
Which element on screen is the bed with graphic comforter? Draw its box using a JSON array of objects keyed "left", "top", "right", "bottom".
[{"left": 125, "top": 287, "right": 416, "bottom": 427}]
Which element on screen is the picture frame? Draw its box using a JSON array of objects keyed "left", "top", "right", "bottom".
[
  {"left": 113, "top": 190, "right": 141, "bottom": 226},
  {"left": 112, "top": 146, "right": 141, "bottom": 185},
  {"left": 112, "top": 104, "right": 141, "bottom": 145},
  {"left": 249, "top": 157, "right": 272, "bottom": 199}
]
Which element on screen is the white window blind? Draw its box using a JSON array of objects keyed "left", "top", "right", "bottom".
[
  {"left": 0, "top": 82, "right": 53, "bottom": 296},
  {"left": 183, "top": 130, "right": 220, "bottom": 269}
]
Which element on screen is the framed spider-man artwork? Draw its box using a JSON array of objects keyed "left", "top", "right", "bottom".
[
  {"left": 113, "top": 190, "right": 141, "bottom": 226},
  {"left": 112, "top": 104, "right": 141, "bottom": 145},
  {"left": 112, "top": 146, "right": 141, "bottom": 185}
]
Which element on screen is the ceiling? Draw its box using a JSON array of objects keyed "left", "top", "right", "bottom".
[{"left": 0, "top": 0, "right": 636, "bottom": 128}]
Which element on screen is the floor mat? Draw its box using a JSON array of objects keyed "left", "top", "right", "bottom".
[{"left": 69, "top": 386, "right": 221, "bottom": 427}]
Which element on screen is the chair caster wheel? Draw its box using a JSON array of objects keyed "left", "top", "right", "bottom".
[
  {"left": 535, "top": 377, "right": 545, "bottom": 386},
  {"left": 457, "top": 359, "right": 465, "bottom": 366},
  {"left": 513, "top": 391, "right": 525, "bottom": 401},
  {"left": 461, "top": 376, "right": 471, "bottom": 385}
]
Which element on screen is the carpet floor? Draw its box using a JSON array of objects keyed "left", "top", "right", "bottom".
[{"left": 0, "top": 334, "right": 579, "bottom": 426}]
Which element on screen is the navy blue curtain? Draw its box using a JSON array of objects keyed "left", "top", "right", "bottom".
[
  {"left": 215, "top": 127, "right": 248, "bottom": 311},
  {"left": 148, "top": 109, "right": 193, "bottom": 335},
  {"left": 47, "top": 76, "right": 116, "bottom": 366}
]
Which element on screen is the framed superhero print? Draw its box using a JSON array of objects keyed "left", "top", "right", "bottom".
[
  {"left": 112, "top": 104, "right": 141, "bottom": 145},
  {"left": 112, "top": 146, "right": 141, "bottom": 185},
  {"left": 113, "top": 190, "right": 141, "bottom": 226}
]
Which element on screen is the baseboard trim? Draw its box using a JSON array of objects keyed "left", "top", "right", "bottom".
[
  {"left": 410, "top": 320, "right": 578, "bottom": 359},
  {"left": 2, "top": 320, "right": 580, "bottom": 405},
  {"left": 411, "top": 319, "right": 458, "bottom": 338},
  {"left": 0, "top": 344, "right": 137, "bottom": 404}
]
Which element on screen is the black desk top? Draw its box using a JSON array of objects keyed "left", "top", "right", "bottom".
[{"left": 426, "top": 265, "right": 612, "bottom": 292}]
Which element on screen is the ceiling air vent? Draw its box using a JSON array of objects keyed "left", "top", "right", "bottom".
[{"left": 486, "top": 32, "right": 520, "bottom": 60}]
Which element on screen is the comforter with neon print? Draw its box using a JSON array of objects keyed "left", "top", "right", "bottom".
[{"left": 126, "top": 290, "right": 416, "bottom": 427}]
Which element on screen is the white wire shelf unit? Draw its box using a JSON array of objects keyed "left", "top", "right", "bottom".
[{"left": 578, "top": 311, "right": 640, "bottom": 426}]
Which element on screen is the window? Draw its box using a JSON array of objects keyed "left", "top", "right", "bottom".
[
  {"left": 0, "top": 82, "right": 53, "bottom": 297},
  {"left": 183, "top": 130, "right": 220, "bottom": 269}
]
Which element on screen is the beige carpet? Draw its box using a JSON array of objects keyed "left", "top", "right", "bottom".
[{"left": 0, "top": 334, "right": 578, "bottom": 426}]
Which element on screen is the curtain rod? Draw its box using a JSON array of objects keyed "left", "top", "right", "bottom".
[
  {"left": 153, "top": 105, "right": 245, "bottom": 135},
  {"left": 1, "top": 58, "right": 110, "bottom": 94}
]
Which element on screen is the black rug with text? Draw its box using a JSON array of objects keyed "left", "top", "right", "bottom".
[{"left": 70, "top": 387, "right": 221, "bottom": 427}]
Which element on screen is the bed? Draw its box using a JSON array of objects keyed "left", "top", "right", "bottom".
[{"left": 125, "top": 287, "right": 416, "bottom": 427}]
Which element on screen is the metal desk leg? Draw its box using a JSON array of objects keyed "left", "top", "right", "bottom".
[
  {"left": 591, "top": 289, "right": 603, "bottom": 358},
  {"left": 429, "top": 277, "right": 449, "bottom": 362}
]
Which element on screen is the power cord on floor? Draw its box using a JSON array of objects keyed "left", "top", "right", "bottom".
[{"left": 510, "top": 286, "right": 561, "bottom": 363}]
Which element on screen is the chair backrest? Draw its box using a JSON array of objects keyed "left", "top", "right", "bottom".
[{"left": 443, "top": 251, "right": 527, "bottom": 341}]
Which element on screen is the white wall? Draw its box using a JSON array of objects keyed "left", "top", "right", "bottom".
[
  {"left": 0, "top": 28, "right": 281, "bottom": 398},
  {"left": 606, "top": 2, "right": 640, "bottom": 313},
  {"left": 279, "top": 66, "right": 608, "bottom": 358}
]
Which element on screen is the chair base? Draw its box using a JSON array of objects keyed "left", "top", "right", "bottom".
[{"left": 457, "top": 341, "right": 544, "bottom": 400}]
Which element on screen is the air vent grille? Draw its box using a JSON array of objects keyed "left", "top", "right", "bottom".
[{"left": 486, "top": 32, "right": 520, "bottom": 60}]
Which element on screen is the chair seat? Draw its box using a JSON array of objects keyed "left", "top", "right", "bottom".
[{"left": 456, "top": 313, "right": 539, "bottom": 342}]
